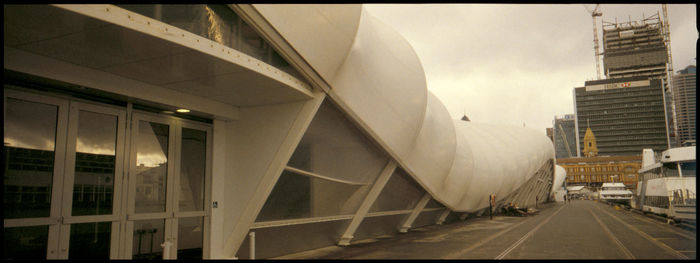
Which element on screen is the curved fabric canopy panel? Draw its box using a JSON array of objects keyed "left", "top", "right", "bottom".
[
  {"left": 451, "top": 122, "right": 554, "bottom": 211},
  {"left": 252, "top": 4, "right": 362, "bottom": 83},
  {"left": 330, "top": 9, "right": 428, "bottom": 158},
  {"left": 552, "top": 165, "right": 567, "bottom": 193},
  {"left": 403, "top": 91, "right": 457, "bottom": 202},
  {"left": 254, "top": 4, "right": 555, "bottom": 212}
]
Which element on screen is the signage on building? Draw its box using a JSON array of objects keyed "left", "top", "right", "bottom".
[{"left": 585, "top": 80, "right": 650, "bottom": 91}]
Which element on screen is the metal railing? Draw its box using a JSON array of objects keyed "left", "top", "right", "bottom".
[{"left": 669, "top": 189, "right": 696, "bottom": 206}]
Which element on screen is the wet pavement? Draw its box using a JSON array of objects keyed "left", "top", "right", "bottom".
[{"left": 274, "top": 200, "right": 696, "bottom": 259}]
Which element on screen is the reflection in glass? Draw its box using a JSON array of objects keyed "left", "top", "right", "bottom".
[
  {"left": 370, "top": 169, "right": 423, "bottom": 213},
  {"left": 69, "top": 222, "right": 111, "bottom": 259},
  {"left": 133, "top": 219, "right": 165, "bottom": 259},
  {"left": 72, "top": 110, "right": 117, "bottom": 216},
  {"left": 3, "top": 226, "right": 49, "bottom": 260},
  {"left": 256, "top": 171, "right": 310, "bottom": 221},
  {"left": 177, "top": 217, "right": 203, "bottom": 259},
  {"left": 135, "top": 121, "right": 169, "bottom": 213},
  {"left": 289, "top": 101, "right": 388, "bottom": 185},
  {"left": 180, "top": 128, "right": 206, "bottom": 212},
  {"left": 4, "top": 98, "right": 58, "bottom": 219},
  {"left": 425, "top": 199, "right": 444, "bottom": 209},
  {"left": 256, "top": 170, "right": 366, "bottom": 222}
]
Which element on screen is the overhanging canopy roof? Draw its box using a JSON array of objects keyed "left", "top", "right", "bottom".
[{"left": 4, "top": 5, "right": 313, "bottom": 110}]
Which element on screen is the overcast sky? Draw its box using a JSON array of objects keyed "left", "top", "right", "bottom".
[{"left": 365, "top": 4, "right": 697, "bottom": 135}]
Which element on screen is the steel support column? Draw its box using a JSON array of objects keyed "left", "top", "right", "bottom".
[
  {"left": 399, "top": 193, "right": 432, "bottom": 233},
  {"left": 436, "top": 208, "right": 451, "bottom": 225},
  {"left": 337, "top": 160, "right": 397, "bottom": 246}
]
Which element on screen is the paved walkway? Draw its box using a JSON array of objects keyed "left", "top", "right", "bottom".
[{"left": 274, "top": 200, "right": 696, "bottom": 259}]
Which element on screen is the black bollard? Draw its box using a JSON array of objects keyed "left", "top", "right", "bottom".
[{"left": 489, "top": 195, "right": 493, "bottom": 220}]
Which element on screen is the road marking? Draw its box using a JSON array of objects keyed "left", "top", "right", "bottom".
[
  {"left": 440, "top": 206, "right": 565, "bottom": 259},
  {"left": 623, "top": 210, "right": 696, "bottom": 241},
  {"left": 440, "top": 218, "right": 533, "bottom": 258},
  {"left": 595, "top": 205, "right": 688, "bottom": 259},
  {"left": 587, "top": 208, "right": 634, "bottom": 259},
  {"left": 494, "top": 204, "right": 567, "bottom": 260}
]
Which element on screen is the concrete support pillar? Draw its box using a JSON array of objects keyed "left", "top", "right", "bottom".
[
  {"left": 399, "top": 193, "right": 432, "bottom": 233},
  {"left": 436, "top": 208, "right": 451, "bottom": 225},
  {"left": 337, "top": 160, "right": 397, "bottom": 246}
]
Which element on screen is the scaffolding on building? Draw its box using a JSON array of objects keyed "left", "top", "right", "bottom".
[
  {"left": 602, "top": 13, "right": 668, "bottom": 83},
  {"left": 601, "top": 10, "right": 678, "bottom": 148}
]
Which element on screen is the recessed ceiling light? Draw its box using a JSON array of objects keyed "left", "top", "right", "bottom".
[
  {"left": 176, "top": 109, "right": 190, "bottom": 113},
  {"left": 162, "top": 111, "right": 174, "bottom": 114}
]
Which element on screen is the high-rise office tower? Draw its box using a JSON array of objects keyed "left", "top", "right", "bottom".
[
  {"left": 673, "top": 65, "right": 697, "bottom": 146},
  {"left": 573, "top": 77, "right": 670, "bottom": 156},
  {"left": 600, "top": 13, "right": 677, "bottom": 148},
  {"left": 552, "top": 114, "right": 577, "bottom": 159}
]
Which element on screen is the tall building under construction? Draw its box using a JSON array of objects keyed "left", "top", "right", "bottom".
[
  {"left": 602, "top": 13, "right": 669, "bottom": 87},
  {"left": 599, "top": 12, "right": 677, "bottom": 147}
]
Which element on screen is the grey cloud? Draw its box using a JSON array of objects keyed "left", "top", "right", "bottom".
[{"left": 366, "top": 4, "right": 696, "bottom": 134}]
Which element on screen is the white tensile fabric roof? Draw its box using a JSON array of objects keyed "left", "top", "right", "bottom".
[{"left": 254, "top": 4, "right": 555, "bottom": 212}]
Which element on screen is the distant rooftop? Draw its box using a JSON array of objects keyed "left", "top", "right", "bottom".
[
  {"left": 677, "top": 65, "right": 696, "bottom": 74},
  {"left": 556, "top": 155, "right": 642, "bottom": 164},
  {"left": 567, "top": 186, "right": 586, "bottom": 191},
  {"left": 555, "top": 114, "right": 575, "bottom": 120},
  {"left": 601, "top": 182, "right": 626, "bottom": 187},
  {"left": 583, "top": 76, "right": 650, "bottom": 86}
]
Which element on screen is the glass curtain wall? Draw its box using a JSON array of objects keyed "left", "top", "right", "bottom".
[{"left": 256, "top": 100, "right": 389, "bottom": 222}]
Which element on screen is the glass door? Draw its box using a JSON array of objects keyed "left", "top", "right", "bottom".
[
  {"left": 4, "top": 89, "right": 210, "bottom": 260},
  {"left": 125, "top": 112, "right": 210, "bottom": 259},
  {"left": 4, "top": 89, "right": 69, "bottom": 260},
  {"left": 4, "top": 90, "right": 125, "bottom": 260},
  {"left": 173, "top": 122, "right": 211, "bottom": 260},
  {"left": 57, "top": 101, "right": 126, "bottom": 259}
]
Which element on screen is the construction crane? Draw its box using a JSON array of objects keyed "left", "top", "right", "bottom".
[
  {"left": 557, "top": 123, "right": 573, "bottom": 158},
  {"left": 661, "top": 4, "right": 679, "bottom": 147},
  {"left": 662, "top": 4, "right": 674, "bottom": 82},
  {"left": 584, "top": 4, "right": 603, "bottom": 80}
]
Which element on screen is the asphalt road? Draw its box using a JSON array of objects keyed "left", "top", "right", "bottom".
[{"left": 275, "top": 200, "right": 696, "bottom": 259}]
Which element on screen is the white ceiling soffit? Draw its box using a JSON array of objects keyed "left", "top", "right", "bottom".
[{"left": 4, "top": 4, "right": 313, "bottom": 107}]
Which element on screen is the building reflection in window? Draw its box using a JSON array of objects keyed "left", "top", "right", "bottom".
[
  {"left": 135, "top": 121, "right": 169, "bottom": 214},
  {"left": 4, "top": 98, "right": 58, "bottom": 219},
  {"left": 72, "top": 110, "right": 118, "bottom": 216}
]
